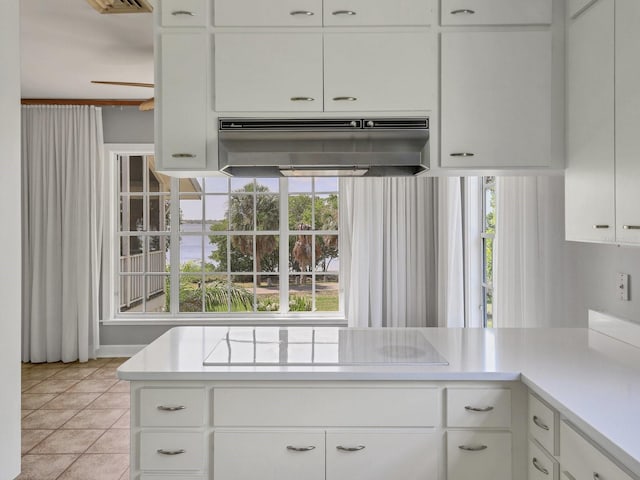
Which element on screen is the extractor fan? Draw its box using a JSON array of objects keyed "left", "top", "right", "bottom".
[{"left": 91, "top": 81, "right": 154, "bottom": 111}]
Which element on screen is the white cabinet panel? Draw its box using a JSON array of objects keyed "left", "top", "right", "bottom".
[
  {"left": 615, "top": 0, "right": 640, "bottom": 244},
  {"left": 324, "top": 33, "right": 434, "bottom": 112},
  {"left": 565, "top": 0, "right": 615, "bottom": 242},
  {"left": 158, "top": 32, "right": 208, "bottom": 170},
  {"left": 446, "top": 388, "right": 511, "bottom": 428},
  {"left": 441, "top": 31, "right": 551, "bottom": 168},
  {"left": 323, "top": 0, "right": 432, "bottom": 26},
  {"left": 213, "top": 431, "right": 325, "bottom": 480},
  {"left": 326, "top": 430, "right": 438, "bottom": 480},
  {"left": 214, "top": 0, "right": 322, "bottom": 27},
  {"left": 441, "top": 0, "right": 552, "bottom": 25},
  {"left": 161, "top": 0, "right": 208, "bottom": 27},
  {"left": 447, "top": 431, "right": 512, "bottom": 480},
  {"left": 214, "top": 33, "right": 324, "bottom": 112}
]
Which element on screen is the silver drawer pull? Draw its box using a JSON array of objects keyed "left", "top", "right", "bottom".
[
  {"left": 157, "top": 449, "right": 186, "bottom": 455},
  {"left": 450, "top": 152, "right": 475, "bottom": 157},
  {"left": 172, "top": 153, "right": 196, "bottom": 158},
  {"left": 593, "top": 224, "right": 610, "bottom": 229},
  {"left": 286, "top": 445, "right": 316, "bottom": 452},
  {"left": 464, "top": 405, "right": 494, "bottom": 412},
  {"left": 532, "top": 457, "right": 549, "bottom": 475},
  {"left": 333, "top": 96, "right": 358, "bottom": 102},
  {"left": 336, "top": 445, "right": 366, "bottom": 452},
  {"left": 623, "top": 225, "right": 640, "bottom": 230},
  {"left": 157, "top": 405, "right": 186, "bottom": 412},
  {"left": 458, "top": 445, "right": 488, "bottom": 452},
  {"left": 290, "top": 97, "right": 315, "bottom": 102},
  {"left": 172, "top": 10, "right": 195, "bottom": 16},
  {"left": 290, "top": 10, "right": 315, "bottom": 16},
  {"left": 332, "top": 10, "right": 357, "bottom": 15},
  {"left": 451, "top": 9, "right": 475, "bottom": 15},
  {"left": 532, "top": 415, "right": 550, "bottom": 431}
]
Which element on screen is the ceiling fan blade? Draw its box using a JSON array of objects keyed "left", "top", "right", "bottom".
[
  {"left": 139, "top": 97, "right": 155, "bottom": 111},
  {"left": 91, "top": 80, "right": 154, "bottom": 88}
]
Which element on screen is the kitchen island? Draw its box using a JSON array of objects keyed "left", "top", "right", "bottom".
[{"left": 118, "top": 325, "right": 640, "bottom": 479}]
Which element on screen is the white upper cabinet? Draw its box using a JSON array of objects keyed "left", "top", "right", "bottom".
[
  {"left": 440, "top": 30, "right": 552, "bottom": 168},
  {"left": 324, "top": 33, "right": 434, "bottom": 112},
  {"left": 614, "top": 0, "right": 640, "bottom": 243},
  {"left": 323, "top": 0, "right": 432, "bottom": 26},
  {"left": 214, "top": 33, "right": 324, "bottom": 112},
  {"left": 214, "top": 0, "right": 322, "bottom": 27},
  {"left": 161, "top": 0, "right": 208, "bottom": 27},
  {"left": 441, "top": 0, "right": 552, "bottom": 25}
]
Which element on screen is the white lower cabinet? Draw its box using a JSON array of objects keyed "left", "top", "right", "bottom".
[{"left": 447, "top": 431, "right": 512, "bottom": 480}]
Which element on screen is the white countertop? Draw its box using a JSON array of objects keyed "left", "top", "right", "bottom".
[{"left": 118, "top": 326, "right": 640, "bottom": 476}]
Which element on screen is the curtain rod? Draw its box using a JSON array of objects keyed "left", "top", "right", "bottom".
[{"left": 21, "top": 99, "right": 145, "bottom": 107}]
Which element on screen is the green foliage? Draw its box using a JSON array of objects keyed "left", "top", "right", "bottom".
[
  {"left": 165, "top": 273, "right": 253, "bottom": 312},
  {"left": 288, "top": 295, "right": 312, "bottom": 312}
]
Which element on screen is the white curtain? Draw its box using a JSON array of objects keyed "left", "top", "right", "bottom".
[
  {"left": 493, "top": 176, "right": 565, "bottom": 327},
  {"left": 22, "top": 105, "right": 105, "bottom": 363},
  {"left": 340, "top": 177, "right": 464, "bottom": 328}
]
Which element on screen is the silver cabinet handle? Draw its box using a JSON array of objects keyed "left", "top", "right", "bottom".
[
  {"left": 451, "top": 9, "right": 475, "bottom": 15},
  {"left": 532, "top": 415, "right": 550, "bottom": 431},
  {"left": 464, "top": 405, "right": 494, "bottom": 412},
  {"left": 290, "top": 97, "right": 315, "bottom": 102},
  {"left": 290, "top": 10, "right": 315, "bottom": 16},
  {"left": 333, "top": 96, "right": 357, "bottom": 102},
  {"left": 172, "top": 153, "right": 196, "bottom": 158},
  {"left": 157, "top": 449, "right": 186, "bottom": 455},
  {"left": 593, "top": 224, "right": 610, "bottom": 229},
  {"left": 623, "top": 225, "right": 640, "bottom": 230},
  {"left": 286, "top": 445, "right": 316, "bottom": 452},
  {"left": 157, "top": 405, "right": 186, "bottom": 412},
  {"left": 336, "top": 445, "right": 366, "bottom": 452},
  {"left": 172, "top": 10, "right": 195, "bottom": 16},
  {"left": 450, "top": 152, "right": 475, "bottom": 157},
  {"left": 332, "top": 10, "right": 357, "bottom": 15},
  {"left": 458, "top": 445, "right": 488, "bottom": 451},
  {"left": 532, "top": 457, "right": 549, "bottom": 475}
]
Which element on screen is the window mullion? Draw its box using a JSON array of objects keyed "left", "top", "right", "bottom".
[
  {"left": 169, "top": 177, "right": 181, "bottom": 315},
  {"left": 280, "top": 178, "right": 289, "bottom": 313}
]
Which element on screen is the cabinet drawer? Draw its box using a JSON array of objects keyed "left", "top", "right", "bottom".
[
  {"left": 528, "top": 394, "right": 557, "bottom": 455},
  {"left": 447, "top": 431, "right": 511, "bottom": 480},
  {"left": 560, "top": 422, "right": 633, "bottom": 480},
  {"left": 214, "top": 387, "right": 439, "bottom": 427},
  {"left": 441, "top": 0, "right": 552, "bottom": 25},
  {"left": 161, "top": 0, "right": 208, "bottom": 27},
  {"left": 141, "top": 476, "right": 205, "bottom": 480},
  {"left": 139, "top": 388, "right": 205, "bottom": 427},
  {"left": 214, "top": 0, "right": 322, "bottom": 26},
  {"left": 446, "top": 388, "right": 511, "bottom": 428},
  {"left": 528, "top": 440, "right": 558, "bottom": 480},
  {"left": 323, "top": 0, "right": 432, "bottom": 26},
  {"left": 139, "top": 432, "right": 204, "bottom": 471}
]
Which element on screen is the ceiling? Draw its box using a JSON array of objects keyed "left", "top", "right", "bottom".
[{"left": 20, "top": 0, "right": 154, "bottom": 100}]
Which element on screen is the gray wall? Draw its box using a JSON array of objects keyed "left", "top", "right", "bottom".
[{"left": 102, "top": 105, "right": 154, "bottom": 144}]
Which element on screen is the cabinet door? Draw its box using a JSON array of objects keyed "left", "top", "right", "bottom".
[
  {"left": 326, "top": 430, "right": 438, "bottom": 480},
  {"left": 447, "top": 431, "right": 511, "bottom": 480},
  {"left": 214, "top": 33, "right": 323, "bottom": 112},
  {"left": 159, "top": 32, "right": 208, "bottom": 170},
  {"left": 323, "top": 0, "right": 432, "bottom": 26},
  {"left": 214, "top": 0, "right": 322, "bottom": 27},
  {"left": 441, "top": 0, "right": 551, "bottom": 25},
  {"left": 615, "top": 0, "right": 640, "bottom": 244},
  {"left": 213, "top": 431, "right": 325, "bottom": 480},
  {"left": 440, "top": 31, "right": 551, "bottom": 168},
  {"left": 565, "top": 0, "right": 615, "bottom": 242},
  {"left": 324, "top": 33, "right": 434, "bottom": 112}
]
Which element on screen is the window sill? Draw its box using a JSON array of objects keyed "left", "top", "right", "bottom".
[{"left": 101, "top": 316, "right": 347, "bottom": 327}]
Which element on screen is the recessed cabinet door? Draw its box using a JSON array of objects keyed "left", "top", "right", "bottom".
[
  {"left": 441, "top": 0, "right": 551, "bottom": 25},
  {"left": 615, "top": 0, "right": 640, "bottom": 244},
  {"left": 323, "top": 0, "right": 432, "bottom": 26},
  {"left": 213, "top": 431, "right": 325, "bottom": 480},
  {"left": 159, "top": 32, "right": 208, "bottom": 170},
  {"left": 326, "top": 431, "right": 438, "bottom": 480},
  {"left": 324, "top": 33, "right": 434, "bottom": 112},
  {"left": 441, "top": 31, "right": 551, "bottom": 168},
  {"left": 565, "top": 0, "right": 615, "bottom": 242},
  {"left": 214, "top": 33, "right": 323, "bottom": 112}
]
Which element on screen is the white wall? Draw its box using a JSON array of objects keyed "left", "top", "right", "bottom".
[{"left": 0, "top": 0, "right": 22, "bottom": 477}]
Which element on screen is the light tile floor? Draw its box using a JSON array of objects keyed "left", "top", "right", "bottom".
[{"left": 19, "top": 358, "right": 130, "bottom": 480}]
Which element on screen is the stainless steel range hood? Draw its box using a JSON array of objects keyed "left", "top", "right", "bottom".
[{"left": 218, "top": 118, "right": 429, "bottom": 177}]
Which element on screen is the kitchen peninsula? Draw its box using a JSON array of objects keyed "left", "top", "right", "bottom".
[{"left": 118, "top": 324, "right": 640, "bottom": 480}]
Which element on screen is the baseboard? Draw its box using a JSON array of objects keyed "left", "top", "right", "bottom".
[
  {"left": 96, "top": 344, "right": 145, "bottom": 358},
  {"left": 588, "top": 310, "right": 640, "bottom": 349}
]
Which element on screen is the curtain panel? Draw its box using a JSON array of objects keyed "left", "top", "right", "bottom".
[{"left": 21, "top": 105, "right": 105, "bottom": 363}]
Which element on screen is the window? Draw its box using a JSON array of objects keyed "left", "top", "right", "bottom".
[
  {"left": 116, "top": 154, "right": 341, "bottom": 319},
  {"left": 481, "top": 176, "right": 495, "bottom": 327}
]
